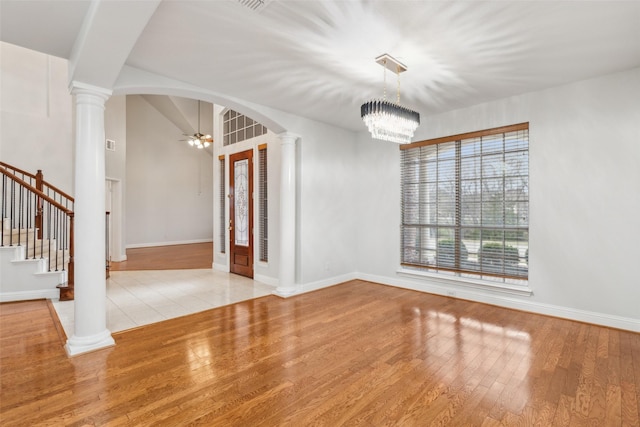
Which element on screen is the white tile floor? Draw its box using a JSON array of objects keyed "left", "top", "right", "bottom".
[{"left": 52, "top": 269, "right": 275, "bottom": 336}]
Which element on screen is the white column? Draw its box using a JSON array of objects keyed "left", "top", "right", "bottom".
[
  {"left": 274, "top": 132, "right": 299, "bottom": 297},
  {"left": 65, "top": 82, "right": 115, "bottom": 356}
]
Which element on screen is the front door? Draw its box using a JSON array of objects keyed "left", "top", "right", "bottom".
[{"left": 229, "top": 149, "right": 254, "bottom": 278}]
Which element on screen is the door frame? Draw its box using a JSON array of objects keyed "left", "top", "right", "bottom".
[
  {"left": 229, "top": 149, "right": 254, "bottom": 278},
  {"left": 105, "top": 177, "right": 126, "bottom": 262}
]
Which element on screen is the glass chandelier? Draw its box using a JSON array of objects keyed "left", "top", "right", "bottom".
[{"left": 361, "top": 54, "right": 420, "bottom": 144}]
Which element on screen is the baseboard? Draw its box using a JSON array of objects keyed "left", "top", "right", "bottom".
[
  {"left": 213, "top": 262, "right": 229, "bottom": 273},
  {"left": 274, "top": 272, "right": 359, "bottom": 298},
  {"left": 126, "top": 239, "right": 213, "bottom": 249},
  {"left": 357, "top": 272, "right": 640, "bottom": 333},
  {"left": 254, "top": 273, "right": 278, "bottom": 287},
  {"left": 1, "top": 289, "right": 60, "bottom": 302}
]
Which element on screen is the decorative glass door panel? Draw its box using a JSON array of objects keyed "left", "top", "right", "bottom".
[{"left": 234, "top": 159, "right": 249, "bottom": 246}]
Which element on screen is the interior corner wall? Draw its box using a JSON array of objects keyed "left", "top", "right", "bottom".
[
  {"left": 356, "top": 67, "right": 640, "bottom": 330},
  {"left": 295, "top": 119, "right": 359, "bottom": 287},
  {"left": 0, "top": 42, "right": 74, "bottom": 193},
  {"left": 125, "top": 95, "right": 213, "bottom": 247}
]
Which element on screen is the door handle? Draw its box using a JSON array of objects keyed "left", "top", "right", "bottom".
[{"left": 229, "top": 219, "right": 233, "bottom": 231}]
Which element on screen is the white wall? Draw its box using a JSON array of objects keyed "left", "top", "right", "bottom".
[
  {"left": 356, "top": 67, "right": 640, "bottom": 331},
  {"left": 296, "top": 120, "right": 359, "bottom": 286},
  {"left": 0, "top": 42, "right": 74, "bottom": 193},
  {"left": 126, "top": 95, "right": 214, "bottom": 247},
  {"left": 105, "top": 96, "right": 127, "bottom": 181}
]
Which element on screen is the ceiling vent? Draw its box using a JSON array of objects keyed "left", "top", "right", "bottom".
[{"left": 237, "top": 0, "right": 272, "bottom": 12}]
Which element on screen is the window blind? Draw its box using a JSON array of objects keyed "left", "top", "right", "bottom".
[
  {"left": 218, "top": 156, "right": 226, "bottom": 254},
  {"left": 258, "top": 144, "right": 268, "bottom": 262},
  {"left": 400, "top": 123, "right": 529, "bottom": 283}
]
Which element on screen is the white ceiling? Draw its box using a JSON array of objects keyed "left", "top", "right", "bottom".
[{"left": 2, "top": 0, "right": 639, "bottom": 132}]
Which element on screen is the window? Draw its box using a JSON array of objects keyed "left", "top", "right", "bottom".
[
  {"left": 218, "top": 155, "right": 226, "bottom": 254},
  {"left": 223, "top": 109, "right": 267, "bottom": 146},
  {"left": 400, "top": 123, "right": 529, "bottom": 284},
  {"left": 258, "top": 144, "right": 268, "bottom": 262}
]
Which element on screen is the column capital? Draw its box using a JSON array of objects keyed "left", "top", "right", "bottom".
[
  {"left": 278, "top": 131, "right": 300, "bottom": 145},
  {"left": 69, "top": 81, "right": 112, "bottom": 100}
]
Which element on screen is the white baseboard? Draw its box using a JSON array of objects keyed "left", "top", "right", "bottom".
[
  {"left": 126, "top": 239, "right": 213, "bottom": 249},
  {"left": 356, "top": 272, "right": 640, "bottom": 333},
  {"left": 254, "top": 273, "right": 278, "bottom": 287},
  {"left": 273, "top": 272, "right": 359, "bottom": 298},
  {"left": 213, "top": 262, "right": 229, "bottom": 273},
  {"left": 1, "top": 289, "right": 60, "bottom": 302}
]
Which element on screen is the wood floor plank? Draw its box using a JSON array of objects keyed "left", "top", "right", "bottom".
[
  {"left": 1, "top": 281, "right": 639, "bottom": 426},
  {"left": 109, "top": 242, "right": 213, "bottom": 271}
]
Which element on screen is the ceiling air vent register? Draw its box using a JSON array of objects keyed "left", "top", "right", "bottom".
[{"left": 237, "top": 0, "right": 272, "bottom": 12}]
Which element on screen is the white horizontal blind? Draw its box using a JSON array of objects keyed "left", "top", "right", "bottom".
[
  {"left": 219, "top": 156, "right": 226, "bottom": 254},
  {"left": 258, "top": 145, "right": 268, "bottom": 262},
  {"left": 401, "top": 124, "right": 529, "bottom": 283}
]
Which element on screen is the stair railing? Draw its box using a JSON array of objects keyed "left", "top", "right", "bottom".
[{"left": 1, "top": 163, "right": 75, "bottom": 300}]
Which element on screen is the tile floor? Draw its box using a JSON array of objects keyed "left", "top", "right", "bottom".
[{"left": 52, "top": 269, "right": 275, "bottom": 336}]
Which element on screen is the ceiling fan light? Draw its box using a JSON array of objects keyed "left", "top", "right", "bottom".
[{"left": 183, "top": 100, "right": 212, "bottom": 150}]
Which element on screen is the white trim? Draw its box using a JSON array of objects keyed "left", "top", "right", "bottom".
[
  {"left": 126, "top": 239, "right": 213, "bottom": 249},
  {"left": 396, "top": 267, "right": 532, "bottom": 297},
  {"left": 213, "top": 262, "right": 229, "bottom": 273},
  {"left": 272, "top": 272, "right": 358, "bottom": 298},
  {"left": 358, "top": 272, "right": 640, "bottom": 333},
  {"left": 254, "top": 273, "right": 277, "bottom": 287},
  {"left": 0, "top": 289, "right": 60, "bottom": 302}
]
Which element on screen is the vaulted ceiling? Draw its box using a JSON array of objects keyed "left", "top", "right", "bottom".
[{"left": 2, "top": 0, "right": 639, "bottom": 132}]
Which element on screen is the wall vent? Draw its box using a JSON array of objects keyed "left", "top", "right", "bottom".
[
  {"left": 106, "top": 139, "right": 116, "bottom": 151},
  {"left": 237, "top": 0, "right": 272, "bottom": 12}
]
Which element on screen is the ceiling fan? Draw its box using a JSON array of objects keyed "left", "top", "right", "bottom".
[{"left": 182, "top": 100, "right": 212, "bottom": 149}]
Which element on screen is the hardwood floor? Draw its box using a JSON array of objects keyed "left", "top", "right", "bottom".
[
  {"left": 1, "top": 280, "right": 639, "bottom": 426},
  {"left": 109, "top": 242, "right": 213, "bottom": 271}
]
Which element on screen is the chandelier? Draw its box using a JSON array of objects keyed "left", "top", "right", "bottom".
[
  {"left": 361, "top": 54, "right": 420, "bottom": 144},
  {"left": 184, "top": 100, "right": 212, "bottom": 149}
]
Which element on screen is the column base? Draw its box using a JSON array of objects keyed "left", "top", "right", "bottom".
[
  {"left": 65, "top": 329, "right": 115, "bottom": 357},
  {"left": 273, "top": 286, "right": 300, "bottom": 298}
]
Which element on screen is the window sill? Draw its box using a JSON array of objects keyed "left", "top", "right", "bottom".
[{"left": 396, "top": 267, "right": 532, "bottom": 297}]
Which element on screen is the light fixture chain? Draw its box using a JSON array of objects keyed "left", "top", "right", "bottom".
[
  {"left": 397, "top": 65, "right": 401, "bottom": 104},
  {"left": 383, "top": 60, "right": 387, "bottom": 101}
]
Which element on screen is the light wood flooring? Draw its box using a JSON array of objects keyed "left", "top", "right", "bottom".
[
  {"left": 109, "top": 242, "right": 213, "bottom": 271},
  {"left": 1, "top": 280, "right": 639, "bottom": 426}
]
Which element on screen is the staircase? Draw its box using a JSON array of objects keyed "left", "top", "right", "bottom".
[{"left": 1, "top": 162, "right": 74, "bottom": 302}]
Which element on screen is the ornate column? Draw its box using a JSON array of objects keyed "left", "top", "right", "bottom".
[
  {"left": 65, "top": 82, "right": 115, "bottom": 356},
  {"left": 274, "top": 132, "right": 299, "bottom": 297}
]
